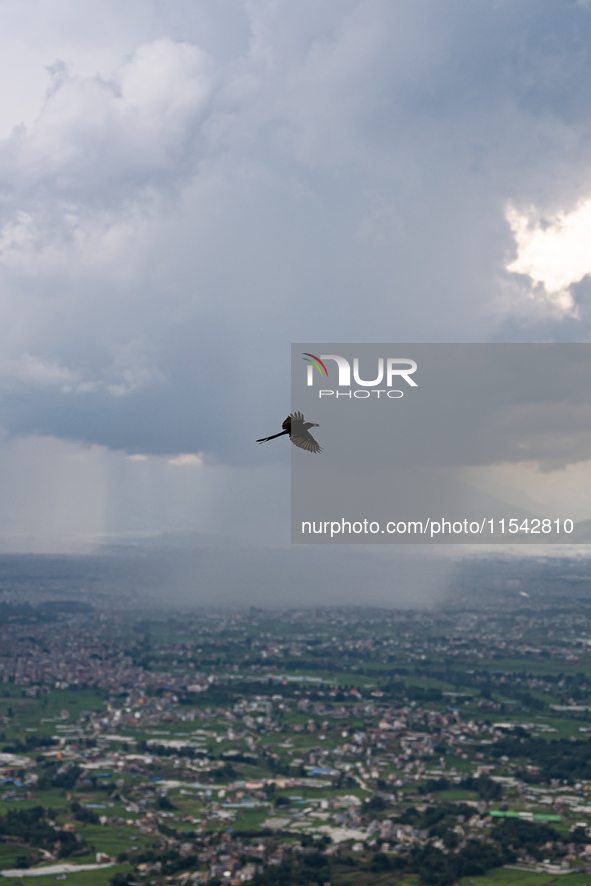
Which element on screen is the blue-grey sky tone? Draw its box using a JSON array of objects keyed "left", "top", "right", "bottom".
[{"left": 0, "top": 1, "right": 590, "bottom": 598}]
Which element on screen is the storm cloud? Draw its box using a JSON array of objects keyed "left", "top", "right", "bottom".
[
  {"left": 0, "top": 2, "right": 589, "bottom": 575},
  {"left": 0, "top": 2, "right": 589, "bottom": 460}
]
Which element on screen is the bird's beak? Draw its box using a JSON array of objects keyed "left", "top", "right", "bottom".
[{"left": 312, "top": 423, "right": 320, "bottom": 427}]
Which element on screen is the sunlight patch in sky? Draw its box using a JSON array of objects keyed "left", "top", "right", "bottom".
[{"left": 506, "top": 200, "right": 591, "bottom": 311}]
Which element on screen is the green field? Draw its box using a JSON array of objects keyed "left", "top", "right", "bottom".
[{"left": 0, "top": 863, "right": 129, "bottom": 885}]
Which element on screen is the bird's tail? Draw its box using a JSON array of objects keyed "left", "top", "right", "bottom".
[{"left": 256, "top": 431, "right": 289, "bottom": 444}]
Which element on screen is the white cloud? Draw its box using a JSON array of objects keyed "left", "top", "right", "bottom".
[
  {"left": 505, "top": 200, "right": 591, "bottom": 311},
  {"left": 7, "top": 353, "right": 81, "bottom": 390},
  {"left": 0, "top": 343, "right": 162, "bottom": 398},
  {"left": 168, "top": 453, "right": 203, "bottom": 466},
  {"left": 0, "top": 37, "right": 211, "bottom": 206}
]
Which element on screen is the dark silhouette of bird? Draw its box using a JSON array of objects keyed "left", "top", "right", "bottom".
[{"left": 256, "top": 411, "right": 322, "bottom": 453}]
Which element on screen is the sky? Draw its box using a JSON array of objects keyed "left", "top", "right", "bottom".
[{"left": 1, "top": 0, "right": 591, "bottom": 603}]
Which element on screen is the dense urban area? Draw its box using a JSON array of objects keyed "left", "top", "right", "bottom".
[{"left": 1, "top": 557, "right": 591, "bottom": 885}]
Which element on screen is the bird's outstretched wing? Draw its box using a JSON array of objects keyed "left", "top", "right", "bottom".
[
  {"left": 291, "top": 431, "right": 322, "bottom": 454},
  {"left": 282, "top": 411, "right": 304, "bottom": 431}
]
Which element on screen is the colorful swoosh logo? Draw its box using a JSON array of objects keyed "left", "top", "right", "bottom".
[{"left": 302, "top": 353, "right": 329, "bottom": 376}]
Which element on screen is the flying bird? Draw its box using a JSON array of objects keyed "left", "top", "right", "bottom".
[{"left": 256, "top": 411, "right": 322, "bottom": 453}]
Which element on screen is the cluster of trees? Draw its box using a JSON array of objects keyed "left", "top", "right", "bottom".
[
  {"left": 397, "top": 802, "right": 477, "bottom": 829},
  {"left": 409, "top": 840, "right": 506, "bottom": 885},
  {"left": 492, "top": 736, "right": 591, "bottom": 783},
  {"left": 0, "top": 805, "right": 84, "bottom": 858},
  {"left": 35, "top": 762, "right": 82, "bottom": 791},
  {"left": 491, "top": 817, "right": 560, "bottom": 861},
  {"left": 70, "top": 801, "right": 99, "bottom": 825},
  {"left": 418, "top": 777, "right": 450, "bottom": 795},
  {"left": 250, "top": 852, "right": 331, "bottom": 886},
  {"left": 425, "top": 773, "right": 499, "bottom": 800},
  {"left": 246, "top": 840, "right": 504, "bottom": 886},
  {"left": 2, "top": 733, "right": 56, "bottom": 754},
  {"left": 213, "top": 762, "right": 237, "bottom": 782},
  {"left": 458, "top": 775, "right": 502, "bottom": 801}
]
